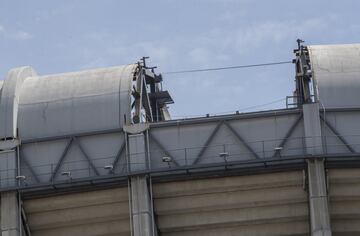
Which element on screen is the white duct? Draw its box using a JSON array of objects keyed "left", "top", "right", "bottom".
[{"left": 308, "top": 43, "right": 360, "bottom": 108}]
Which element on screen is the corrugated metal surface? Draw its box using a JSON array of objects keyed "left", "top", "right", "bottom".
[
  {"left": 308, "top": 44, "right": 360, "bottom": 108},
  {"left": 153, "top": 171, "right": 309, "bottom": 236},
  {"left": 23, "top": 188, "right": 130, "bottom": 236},
  {"left": 328, "top": 168, "right": 360, "bottom": 235},
  {"left": 17, "top": 64, "right": 136, "bottom": 140}
]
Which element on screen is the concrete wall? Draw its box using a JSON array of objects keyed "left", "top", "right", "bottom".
[
  {"left": 153, "top": 171, "right": 309, "bottom": 236},
  {"left": 9, "top": 167, "right": 360, "bottom": 236},
  {"left": 328, "top": 168, "right": 360, "bottom": 235},
  {"left": 23, "top": 187, "right": 130, "bottom": 236}
]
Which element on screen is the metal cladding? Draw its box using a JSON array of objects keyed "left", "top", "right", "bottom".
[
  {"left": 308, "top": 43, "right": 360, "bottom": 108},
  {"left": 0, "top": 64, "right": 137, "bottom": 140}
]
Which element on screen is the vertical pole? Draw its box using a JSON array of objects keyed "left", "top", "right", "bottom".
[
  {"left": 184, "top": 148, "right": 188, "bottom": 166},
  {"left": 16, "top": 146, "right": 22, "bottom": 236},
  {"left": 127, "top": 178, "right": 133, "bottom": 236},
  {"left": 262, "top": 141, "right": 265, "bottom": 158},
  {"left": 50, "top": 164, "right": 54, "bottom": 184}
]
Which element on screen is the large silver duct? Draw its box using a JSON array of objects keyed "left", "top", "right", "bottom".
[
  {"left": 18, "top": 65, "right": 135, "bottom": 140},
  {"left": 295, "top": 43, "right": 360, "bottom": 108},
  {"left": 0, "top": 63, "right": 172, "bottom": 142}
]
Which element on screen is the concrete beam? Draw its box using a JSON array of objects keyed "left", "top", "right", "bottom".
[
  {"left": 303, "top": 103, "right": 323, "bottom": 155},
  {"left": 130, "top": 176, "right": 155, "bottom": 236},
  {"left": 307, "top": 159, "right": 332, "bottom": 236},
  {"left": 127, "top": 131, "right": 156, "bottom": 236},
  {"left": 303, "top": 103, "right": 332, "bottom": 236}
]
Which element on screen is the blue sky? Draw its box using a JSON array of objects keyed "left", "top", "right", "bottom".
[{"left": 1, "top": 0, "right": 359, "bottom": 117}]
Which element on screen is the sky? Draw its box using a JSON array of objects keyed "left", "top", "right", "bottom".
[{"left": 0, "top": 0, "right": 360, "bottom": 118}]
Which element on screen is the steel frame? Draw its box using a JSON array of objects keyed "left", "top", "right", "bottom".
[
  {"left": 272, "top": 114, "right": 303, "bottom": 157},
  {"left": 12, "top": 107, "right": 360, "bottom": 194},
  {"left": 224, "top": 121, "right": 260, "bottom": 159},
  {"left": 73, "top": 137, "right": 100, "bottom": 176},
  {"left": 149, "top": 132, "right": 180, "bottom": 166},
  {"left": 193, "top": 121, "right": 224, "bottom": 164},
  {"left": 320, "top": 115, "right": 356, "bottom": 153},
  {"left": 49, "top": 138, "right": 74, "bottom": 182},
  {"left": 193, "top": 120, "right": 261, "bottom": 164},
  {"left": 111, "top": 140, "right": 126, "bottom": 172},
  {"left": 6, "top": 152, "right": 360, "bottom": 195},
  {"left": 49, "top": 136, "right": 102, "bottom": 182},
  {"left": 20, "top": 151, "right": 40, "bottom": 184}
]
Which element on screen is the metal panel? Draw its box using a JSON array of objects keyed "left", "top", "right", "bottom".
[
  {"left": 308, "top": 44, "right": 360, "bottom": 108},
  {"left": 148, "top": 113, "right": 304, "bottom": 167},
  {"left": 17, "top": 65, "right": 136, "bottom": 140},
  {"left": 323, "top": 111, "right": 360, "bottom": 153}
]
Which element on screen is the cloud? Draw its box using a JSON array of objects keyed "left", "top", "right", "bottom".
[
  {"left": 0, "top": 24, "right": 33, "bottom": 40},
  {"left": 13, "top": 31, "right": 32, "bottom": 40},
  {"left": 204, "top": 16, "right": 336, "bottom": 56}
]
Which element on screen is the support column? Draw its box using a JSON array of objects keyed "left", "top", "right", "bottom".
[
  {"left": 307, "top": 159, "right": 331, "bottom": 236},
  {"left": 1, "top": 192, "right": 20, "bottom": 236},
  {"left": 303, "top": 103, "right": 332, "bottom": 236},
  {"left": 125, "top": 124, "right": 156, "bottom": 236},
  {"left": 130, "top": 176, "right": 154, "bottom": 236},
  {"left": 0, "top": 148, "right": 22, "bottom": 236},
  {"left": 0, "top": 67, "right": 36, "bottom": 236},
  {"left": 303, "top": 103, "right": 323, "bottom": 155}
]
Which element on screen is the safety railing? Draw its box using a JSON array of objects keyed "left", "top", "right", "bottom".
[{"left": 0, "top": 134, "right": 360, "bottom": 190}]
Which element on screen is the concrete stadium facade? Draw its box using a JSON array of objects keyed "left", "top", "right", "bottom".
[{"left": 0, "top": 43, "right": 360, "bottom": 236}]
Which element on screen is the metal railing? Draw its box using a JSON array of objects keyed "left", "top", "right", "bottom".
[{"left": 0, "top": 134, "right": 359, "bottom": 190}]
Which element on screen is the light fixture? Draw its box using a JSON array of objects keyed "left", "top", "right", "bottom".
[
  {"left": 219, "top": 152, "right": 229, "bottom": 163},
  {"left": 15, "top": 175, "right": 26, "bottom": 180},
  {"left": 61, "top": 171, "right": 72, "bottom": 179},
  {"left": 274, "top": 147, "right": 283, "bottom": 157},
  {"left": 104, "top": 165, "right": 114, "bottom": 174},
  {"left": 15, "top": 175, "right": 27, "bottom": 186},
  {"left": 162, "top": 156, "right": 172, "bottom": 168},
  {"left": 219, "top": 152, "right": 229, "bottom": 158},
  {"left": 162, "top": 156, "right": 172, "bottom": 162}
]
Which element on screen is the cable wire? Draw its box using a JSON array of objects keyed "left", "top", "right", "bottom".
[
  {"left": 172, "top": 97, "right": 286, "bottom": 119},
  {"left": 163, "top": 60, "right": 292, "bottom": 74}
]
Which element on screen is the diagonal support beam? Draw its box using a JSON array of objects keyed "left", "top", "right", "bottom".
[
  {"left": 112, "top": 140, "right": 126, "bottom": 171},
  {"left": 73, "top": 137, "right": 100, "bottom": 176},
  {"left": 193, "top": 121, "right": 223, "bottom": 165},
  {"left": 21, "top": 204, "right": 32, "bottom": 236},
  {"left": 224, "top": 121, "right": 260, "bottom": 159},
  {"left": 320, "top": 115, "right": 355, "bottom": 153},
  {"left": 20, "top": 151, "right": 40, "bottom": 184},
  {"left": 272, "top": 114, "right": 303, "bottom": 158},
  {"left": 49, "top": 138, "right": 73, "bottom": 182},
  {"left": 149, "top": 132, "right": 180, "bottom": 166}
]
